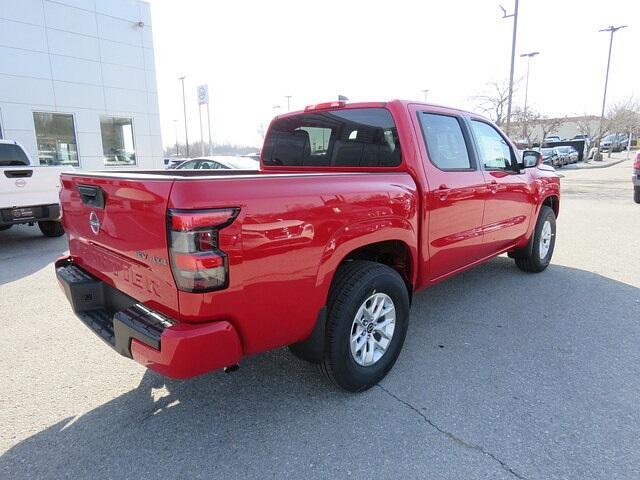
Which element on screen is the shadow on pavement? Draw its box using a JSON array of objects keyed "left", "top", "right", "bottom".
[
  {"left": 2, "top": 258, "right": 639, "bottom": 479},
  {"left": 0, "top": 225, "right": 68, "bottom": 285}
]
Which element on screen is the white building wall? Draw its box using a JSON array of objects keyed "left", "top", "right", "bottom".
[{"left": 0, "top": 0, "right": 162, "bottom": 170}]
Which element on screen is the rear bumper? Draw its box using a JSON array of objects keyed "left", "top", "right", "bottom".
[
  {"left": 0, "top": 203, "right": 60, "bottom": 226},
  {"left": 55, "top": 257, "right": 242, "bottom": 378}
]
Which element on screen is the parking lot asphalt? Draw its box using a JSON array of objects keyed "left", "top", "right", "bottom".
[{"left": 1, "top": 159, "right": 639, "bottom": 480}]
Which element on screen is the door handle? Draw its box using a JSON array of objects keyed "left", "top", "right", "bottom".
[
  {"left": 4, "top": 169, "right": 33, "bottom": 178},
  {"left": 488, "top": 180, "right": 498, "bottom": 194},
  {"left": 436, "top": 184, "right": 450, "bottom": 200},
  {"left": 77, "top": 184, "right": 106, "bottom": 209}
]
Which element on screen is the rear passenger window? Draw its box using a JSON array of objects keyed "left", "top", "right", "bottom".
[
  {"left": 263, "top": 108, "right": 401, "bottom": 167},
  {"left": 418, "top": 113, "right": 472, "bottom": 170}
]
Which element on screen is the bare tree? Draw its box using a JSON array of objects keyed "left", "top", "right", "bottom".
[
  {"left": 589, "top": 97, "right": 640, "bottom": 159},
  {"left": 606, "top": 96, "right": 640, "bottom": 137},
  {"left": 538, "top": 116, "right": 566, "bottom": 143},
  {"left": 473, "top": 80, "right": 518, "bottom": 128},
  {"left": 512, "top": 106, "right": 542, "bottom": 147},
  {"left": 576, "top": 115, "right": 602, "bottom": 140}
]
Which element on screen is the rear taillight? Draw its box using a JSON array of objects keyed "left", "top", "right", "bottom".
[
  {"left": 168, "top": 208, "right": 239, "bottom": 292},
  {"left": 634, "top": 152, "right": 640, "bottom": 170}
]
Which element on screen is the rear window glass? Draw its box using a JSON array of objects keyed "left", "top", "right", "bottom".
[
  {"left": 263, "top": 108, "right": 401, "bottom": 167},
  {"left": 418, "top": 113, "right": 472, "bottom": 170},
  {"left": 0, "top": 143, "right": 29, "bottom": 166}
]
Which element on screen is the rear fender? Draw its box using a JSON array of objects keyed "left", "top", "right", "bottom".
[
  {"left": 291, "top": 218, "right": 417, "bottom": 362},
  {"left": 315, "top": 216, "right": 417, "bottom": 308}
]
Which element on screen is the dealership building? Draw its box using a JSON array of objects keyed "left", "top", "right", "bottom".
[{"left": 0, "top": 0, "right": 163, "bottom": 170}]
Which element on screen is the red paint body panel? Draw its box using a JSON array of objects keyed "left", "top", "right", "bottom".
[
  {"left": 58, "top": 99, "right": 560, "bottom": 378},
  {"left": 60, "top": 177, "right": 180, "bottom": 319},
  {"left": 168, "top": 173, "right": 418, "bottom": 354},
  {"left": 130, "top": 321, "right": 242, "bottom": 379}
]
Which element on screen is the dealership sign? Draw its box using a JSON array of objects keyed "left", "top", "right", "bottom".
[{"left": 197, "top": 84, "right": 209, "bottom": 105}]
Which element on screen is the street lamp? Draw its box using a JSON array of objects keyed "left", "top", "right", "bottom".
[
  {"left": 520, "top": 51, "right": 539, "bottom": 146},
  {"left": 421, "top": 89, "right": 429, "bottom": 102},
  {"left": 500, "top": 1, "right": 519, "bottom": 136},
  {"left": 596, "top": 25, "right": 628, "bottom": 160},
  {"left": 285, "top": 95, "right": 292, "bottom": 111},
  {"left": 178, "top": 76, "right": 189, "bottom": 158}
]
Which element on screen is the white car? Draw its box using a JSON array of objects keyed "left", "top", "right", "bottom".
[
  {"left": 0, "top": 139, "right": 66, "bottom": 237},
  {"left": 175, "top": 155, "right": 260, "bottom": 170}
]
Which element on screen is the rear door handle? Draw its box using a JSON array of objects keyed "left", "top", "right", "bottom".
[{"left": 436, "top": 184, "right": 450, "bottom": 200}]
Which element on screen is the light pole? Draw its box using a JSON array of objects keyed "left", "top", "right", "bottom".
[
  {"left": 596, "top": 25, "right": 628, "bottom": 160},
  {"left": 520, "top": 51, "right": 539, "bottom": 146},
  {"left": 421, "top": 89, "right": 429, "bottom": 102},
  {"left": 178, "top": 76, "right": 189, "bottom": 158},
  {"left": 285, "top": 95, "right": 292, "bottom": 111},
  {"left": 500, "top": 1, "right": 519, "bottom": 136}
]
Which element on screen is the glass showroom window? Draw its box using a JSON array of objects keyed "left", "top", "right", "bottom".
[
  {"left": 33, "top": 112, "right": 79, "bottom": 166},
  {"left": 100, "top": 117, "right": 136, "bottom": 166}
]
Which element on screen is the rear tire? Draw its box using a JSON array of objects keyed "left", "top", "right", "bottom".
[
  {"left": 634, "top": 186, "right": 640, "bottom": 204},
  {"left": 38, "top": 220, "right": 64, "bottom": 237},
  {"left": 515, "top": 206, "right": 556, "bottom": 273},
  {"left": 319, "top": 261, "right": 410, "bottom": 392}
]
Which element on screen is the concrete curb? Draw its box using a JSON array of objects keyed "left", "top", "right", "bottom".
[{"left": 564, "top": 158, "right": 628, "bottom": 170}]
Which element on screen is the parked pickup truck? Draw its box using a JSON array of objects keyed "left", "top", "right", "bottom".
[
  {"left": 0, "top": 139, "right": 65, "bottom": 237},
  {"left": 56, "top": 100, "right": 560, "bottom": 391}
]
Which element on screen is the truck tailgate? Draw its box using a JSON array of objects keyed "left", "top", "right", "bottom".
[
  {"left": 0, "top": 166, "right": 62, "bottom": 210},
  {"left": 60, "top": 174, "right": 179, "bottom": 319}
]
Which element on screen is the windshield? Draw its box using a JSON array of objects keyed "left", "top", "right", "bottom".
[
  {"left": 0, "top": 143, "right": 30, "bottom": 166},
  {"left": 263, "top": 108, "right": 401, "bottom": 167}
]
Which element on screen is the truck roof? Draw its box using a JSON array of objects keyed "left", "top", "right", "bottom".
[{"left": 273, "top": 99, "right": 484, "bottom": 122}]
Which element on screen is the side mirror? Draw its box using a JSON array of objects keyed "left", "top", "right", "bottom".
[{"left": 521, "top": 150, "right": 542, "bottom": 169}]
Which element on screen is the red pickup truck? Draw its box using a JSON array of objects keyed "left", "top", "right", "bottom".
[{"left": 56, "top": 100, "right": 560, "bottom": 391}]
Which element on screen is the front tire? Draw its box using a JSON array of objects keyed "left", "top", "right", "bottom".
[
  {"left": 38, "top": 220, "right": 65, "bottom": 237},
  {"left": 514, "top": 206, "right": 556, "bottom": 273},
  {"left": 319, "top": 261, "right": 410, "bottom": 392}
]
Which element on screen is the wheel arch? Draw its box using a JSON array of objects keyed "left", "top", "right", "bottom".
[
  {"left": 290, "top": 236, "right": 416, "bottom": 363},
  {"left": 542, "top": 194, "right": 560, "bottom": 218},
  {"left": 336, "top": 240, "right": 415, "bottom": 301}
]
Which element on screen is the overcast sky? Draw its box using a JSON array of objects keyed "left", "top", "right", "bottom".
[{"left": 147, "top": 0, "right": 639, "bottom": 149}]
